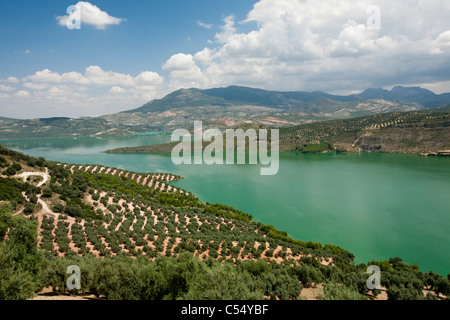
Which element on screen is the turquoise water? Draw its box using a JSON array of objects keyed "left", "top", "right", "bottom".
[{"left": 2, "top": 135, "right": 450, "bottom": 275}]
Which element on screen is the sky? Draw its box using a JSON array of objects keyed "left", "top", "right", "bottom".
[{"left": 1, "top": 0, "right": 450, "bottom": 119}]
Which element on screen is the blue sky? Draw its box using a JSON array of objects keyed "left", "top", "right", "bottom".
[
  {"left": 1, "top": 0, "right": 450, "bottom": 119},
  {"left": 0, "top": 0, "right": 255, "bottom": 79}
]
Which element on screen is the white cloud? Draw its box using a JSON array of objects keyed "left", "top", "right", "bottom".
[
  {"left": 437, "top": 30, "right": 450, "bottom": 45},
  {"left": 214, "top": 15, "right": 236, "bottom": 44},
  {"left": 84, "top": 66, "right": 134, "bottom": 86},
  {"left": 23, "top": 82, "right": 48, "bottom": 91},
  {"left": 432, "top": 30, "right": 450, "bottom": 54},
  {"left": 57, "top": 1, "right": 123, "bottom": 30},
  {"left": 109, "top": 86, "right": 127, "bottom": 94},
  {"left": 14, "top": 90, "right": 30, "bottom": 98},
  {"left": 194, "top": 48, "right": 215, "bottom": 65},
  {"left": 23, "top": 69, "right": 63, "bottom": 83},
  {"left": 136, "top": 71, "right": 164, "bottom": 85},
  {"left": 61, "top": 71, "right": 91, "bottom": 85},
  {"left": 22, "top": 66, "right": 163, "bottom": 89},
  {"left": 6, "top": 77, "right": 20, "bottom": 84},
  {"left": 162, "top": 0, "right": 450, "bottom": 92},
  {"left": 163, "top": 53, "right": 197, "bottom": 71},
  {"left": 163, "top": 53, "right": 206, "bottom": 83},
  {"left": 23, "top": 69, "right": 90, "bottom": 85},
  {"left": 197, "top": 20, "right": 213, "bottom": 29},
  {"left": 0, "top": 84, "right": 15, "bottom": 92},
  {"left": 1, "top": 66, "right": 165, "bottom": 118}
]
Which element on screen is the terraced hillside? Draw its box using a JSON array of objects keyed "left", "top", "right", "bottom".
[
  {"left": 105, "top": 110, "right": 450, "bottom": 155},
  {"left": 64, "top": 164, "right": 186, "bottom": 195},
  {"left": 0, "top": 146, "right": 341, "bottom": 263},
  {"left": 280, "top": 110, "right": 450, "bottom": 153},
  {"left": 37, "top": 162, "right": 326, "bottom": 263},
  {"left": 1, "top": 146, "right": 449, "bottom": 301}
]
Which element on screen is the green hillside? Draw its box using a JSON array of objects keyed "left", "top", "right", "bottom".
[
  {"left": 0, "top": 146, "right": 449, "bottom": 300},
  {"left": 105, "top": 110, "right": 450, "bottom": 155},
  {"left": 280, "top": 110, "right": 450, "bottom": 153}
]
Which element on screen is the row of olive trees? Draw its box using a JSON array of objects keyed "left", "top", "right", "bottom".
[{"left": 2, "top": 199, "right": 448, "bottom": 301}]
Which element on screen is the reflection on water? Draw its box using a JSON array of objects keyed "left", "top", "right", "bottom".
[{"left": 1, "top": 132, "right": 171, "bottom": 153}]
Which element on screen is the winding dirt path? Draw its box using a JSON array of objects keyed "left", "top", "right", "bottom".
[{"left": 14, "top": 168, "right": 50, "bottom": 187}]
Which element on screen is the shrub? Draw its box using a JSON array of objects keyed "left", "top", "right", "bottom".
[
  {"left": 318, "top": 282, "right": 366, "bottom": 300},
  {"left": 52, "top": 203, "right": 64, "bottom": 213},
  {"left": 42, "top": 188, "right": 53, "bottom": 198},
  {"left": 64, "top": 203, "right": 84, "bottom": 218}
]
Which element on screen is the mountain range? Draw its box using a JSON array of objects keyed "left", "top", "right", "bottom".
[
  {"left": 127, "top": 85, "right": 450, "bottom": 113},
  {"left": 1, "top": 85, "right": 450, "bottom": 139}
]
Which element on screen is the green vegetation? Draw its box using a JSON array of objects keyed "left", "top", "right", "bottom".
[
  {"left": 0, "top": 178, "right": 29, "bottom": 210},
  {"left": 0, "top": 157, "right": 7, "bottom": 168},
  {"left": 0, "top": 146, "right": 448, "bottom": 300},
  {"left": 294, "top": 142, "right": 334, "bottom": 153},
  {"left": 280, "top": 110, "right": 450, "bottom": 153},
  {"left": 0, "top": 203, "right": 45, "bottom": 300},
  {"left": 318, "top": 281, "right": 366, "bottom": 300},
  {"left": 105, "top": 110, "right": 450, "bottom": 156},
  {"left": 2, "top": 163, "right": 22, "bottom": 176}
]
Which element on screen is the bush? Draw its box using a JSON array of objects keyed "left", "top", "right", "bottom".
[
  {"left": 181, "top": 262, "right": 264, "bottom": 300},
  {"left": 52, "top": 203, "right": 64, "bottom": 213},
  {"left": 3, "top": 163, "right": 22, "bottom": 176},
  {"left": 387, "top": 285, "right": 424, "bottom": 300},
  {"left": 24, "top": 202, "right": 35, "bottom": 214},
  {"left": 0, "top": 204, "right": 44, "bottom": 299},
  {"left": 318, "top": 282, "right": 366, "bottom": 300},
  {"left": 64, "top": 203, "right": 84, "bottom": 218},
  {"left": 42, "top": 188, "right": 53, "bottom": 198},
  {"left": 0, "top": 157, "right": 7, "bottom": 168}
]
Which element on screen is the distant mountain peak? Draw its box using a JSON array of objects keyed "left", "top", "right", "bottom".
[
  {"left": 392, "top": 85, "right": 424, "bottom": 91},
  {"left": 357, "top": 87, "right": 391, "bottom": 99}
]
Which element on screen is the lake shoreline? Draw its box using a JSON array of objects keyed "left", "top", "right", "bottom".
[{"left": 103, "top": 144, "right": 450, "bottom": 158}]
